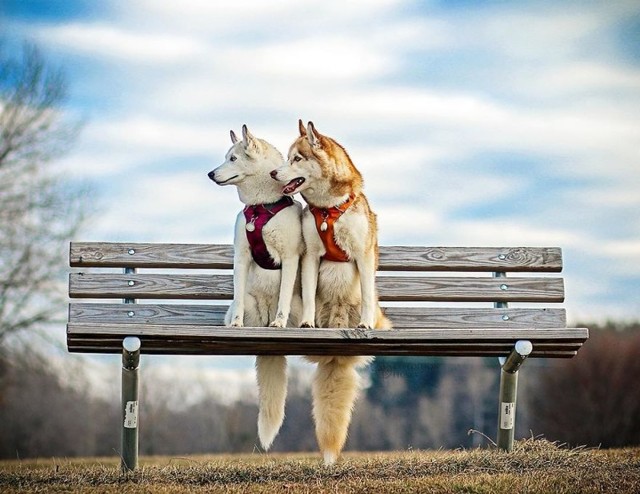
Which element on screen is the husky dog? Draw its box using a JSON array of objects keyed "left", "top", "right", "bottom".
[
  {"left": 208, "top": 125, "right": 303, "bottom": 450},
  {"left": 271, "top": 120, "right": 391, "bottom": 465}
]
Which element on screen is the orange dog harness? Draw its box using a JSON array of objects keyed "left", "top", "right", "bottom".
[{"left": 309, "top": 194, "right": 356, "bottom": 262}]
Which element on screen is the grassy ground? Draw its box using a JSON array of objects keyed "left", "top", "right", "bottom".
[{"left": 1, "top": 439, "right": 639, "bottom": 493}]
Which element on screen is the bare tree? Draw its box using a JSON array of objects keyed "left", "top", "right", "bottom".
[{"left": 0, "top": 44, "right": 87, "bottom": 353}]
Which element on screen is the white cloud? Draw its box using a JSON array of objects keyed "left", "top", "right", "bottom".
[
  {"left": 439, "top": 219, "right": 584, "bottom": 248},
  {"left": 84, "top": 116, "right": 224, "bottom": 154},
  {"left": 88, "top": 169, "right": 238, "bottom": 243},
  {"left": 124, "top": 0, "right": 407, "bottom": 34},
  {"left": 521, "top": 62, "right": 640, "bottom": 94},
  {"left": 601, "top": 241, "right": 640, "bottom": 269},
  {"left": 37, "top": 23, "right": 204, "bottom": 62},
  {"left": 250, "top": 36, "right": 395, "bottom": 81},
  {"left": 475, "top": 10, "right": 603, "bottom": 61},
  {"left": 378, "top": 206, "right": 443, "bottom": 243}
]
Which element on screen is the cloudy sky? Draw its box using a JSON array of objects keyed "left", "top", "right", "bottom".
[{"left": 3, "top": 0, "right": 639, "bottom": 330}]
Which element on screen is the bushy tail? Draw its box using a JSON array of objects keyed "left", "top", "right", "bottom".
[
  {"left": 312, "top": 356, "right": 364, "bottom": 466},
  {"left": 375, "top": 303, "right": 393, "bottom": 330},
  {"left": 255, "top": 355, "right": 288, "bottom": 450}
]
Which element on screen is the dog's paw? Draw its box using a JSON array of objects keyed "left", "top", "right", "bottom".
[
  {"left": 300, "top": 321, "right": 316, "bottom": 328},
  {"left": 269, "top": 319, "right": 285, "bottom": 328},
  {"left": 357, "top": 322, "right": 373, "bottom": 330},
  {"left": 228, "top": 317, "right": 244, "bottom": 328}
]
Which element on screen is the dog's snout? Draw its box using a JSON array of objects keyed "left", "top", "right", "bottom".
[
  {"left": 208, "top": 170, "right": 216, "bottom": 181},
  {"left": 270, "top": 170, "right": 278, "bottom": 180}
]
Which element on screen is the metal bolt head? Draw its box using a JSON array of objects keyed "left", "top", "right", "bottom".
[
  {"left": 128, "top": 280, "right": 135, "bottom": 286},
  {"left": 500, "top": 284, "right": 508, "bottom": 291},
  {"left": 127, "top": 311, "right": 135, "bottom": 317},
  {"left": 128, "top": 249, "right": 136, "bottom": 255},
  {"left": 502, "top": 314, "right": 510, "bottom": 321},
  {"left": 498, "top": 254, "right": 506, "bottom": 260}
]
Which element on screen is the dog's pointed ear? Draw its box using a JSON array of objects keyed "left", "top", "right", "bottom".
[
  {"left": 241, "top": 124, "right": 260, "bottom": 155},
  {"left": 230, "top": 130, "right": 239, "bottom": 144},
  {"left": 298, "top": 119, "right": 306, "bottom": 137},
  {"left": 241, "top": 124, "right": 254, "bottom": 145},
  {"left": 306, "top": 121, "right": 321, "bottom": 148}
]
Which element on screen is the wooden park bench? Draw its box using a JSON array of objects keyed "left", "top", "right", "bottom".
[{"left": 67, "top": 242, "right": 588, "bottom": 470}]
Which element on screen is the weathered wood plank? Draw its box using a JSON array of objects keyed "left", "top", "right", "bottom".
[
  {"left": 66, "top": 338, "right": 580, "bottom": 358},
  {"left": 378, "top": 246, "right": 562, "bottom": 272},
  {"left": 69, "top": 243, "right": 563, "bottom": 272},
  {"left": 66, "top": 323, "right": 588, "bottom": 357},
  {"left": 378, "top": 276, "right": 564, "bottom": 302},
  {"left": 69, "top": 303, "right": 566, "bottom": 329},
  {"left": 70, "top": 242, "right": 234, "bottom": 269},
  {"left": 68, "top": 303, "right": 228, "bottom": 325},
  {"left": 69, "top": 273, "right": 235, "bottom": 299},
  {"left": 69, "top": 274, "right": 565, "bottom": 303},
  {"left": 382, "top": 307, "right": 566, "bottom": 328},
  {"left": 66, "top": 323, "right": 589, "bottom": 342}
]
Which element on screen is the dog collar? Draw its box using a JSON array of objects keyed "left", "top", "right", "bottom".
[
  {"left": 243, "top": 196, "right": 294, "bottom": 270},
  {"left": 309, "top": 194, "right": 356, "bottom": 262}
]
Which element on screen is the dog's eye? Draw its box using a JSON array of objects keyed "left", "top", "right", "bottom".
[
  {"left": 229, "top": 155, "right": 237, "bottom": 162},
  {"left": 293, "top": 156, "right": 302, "bottom": 162}
]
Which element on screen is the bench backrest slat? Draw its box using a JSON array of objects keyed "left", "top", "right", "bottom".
[
  {"left": 69, "top": 273, "right": 564, "bottom": 303},
  {"left": 69, "top": 303, "right": 567, "bottom": 329},
  {"left": 70, "top": 243, "right": 562, "bottom": 272}
]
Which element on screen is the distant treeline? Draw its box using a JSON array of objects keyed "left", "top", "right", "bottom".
[{"left": 1, "top": 321, "right": 638, "bottom": 459}]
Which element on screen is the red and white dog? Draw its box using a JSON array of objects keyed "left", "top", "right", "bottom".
[{"left": 272, "top": 120, "right": 391, "bottom": 465}]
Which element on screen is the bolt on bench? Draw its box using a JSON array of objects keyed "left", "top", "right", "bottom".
[{"left": 67, "top": 242, "right": 588, "bottom": 471}]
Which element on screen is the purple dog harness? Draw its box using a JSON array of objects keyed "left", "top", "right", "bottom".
[{"left": 243, "top": 196, "right": 294, "bottom": 270}]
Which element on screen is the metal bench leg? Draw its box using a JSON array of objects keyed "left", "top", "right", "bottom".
[
  {"left": 496, "top": 340, "right": 532, "bottom": 451},
  {"left": 121, "top": 336, "right": 141, "bottom": 472}
]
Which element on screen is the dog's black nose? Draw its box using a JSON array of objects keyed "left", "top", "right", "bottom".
[
  {"left": 270, "top": 170, "right": 278, "bottom": 179},
  {"left": 208, "top": 171, "right": 215, "bottom": 180}
]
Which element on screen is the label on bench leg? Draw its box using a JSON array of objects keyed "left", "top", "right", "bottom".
[
  {"left": 500, "top": 402, "right": 515, "bottom": 430},
  {"left": 124, "top": 401, "right": 139, "bottom": 429}
]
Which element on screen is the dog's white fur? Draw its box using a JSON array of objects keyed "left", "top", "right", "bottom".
[
  {"left": 272, "top": 120, "right": 391, "bottom": 465},
  {"left": 209, "top": 125, "right": 303, "bottom": 450}
]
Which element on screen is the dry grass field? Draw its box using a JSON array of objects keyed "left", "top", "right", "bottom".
[{"left": 1, "top": 438, "right": 639, "bottom": 493}]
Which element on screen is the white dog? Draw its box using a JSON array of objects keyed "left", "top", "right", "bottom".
[
  {"left": 271, "top": 120, "right": 391, "bottom": 465},
  {"left": 208, "top": 125, "right": 303, "bottom": 450}
]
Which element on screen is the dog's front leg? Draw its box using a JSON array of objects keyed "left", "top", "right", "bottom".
[
  {"left": 270, "top": 255, "right": 299, "bottom": 327},
  {"left": 300, "top": 252, "right": 320, "bottom": 328},
  {"left": 230, "top": 253, "right": 250, "bottom": 327},
  {"left": 355, "top": 250, "right": 377, "bottom": 329},
  {"left": 230, "top": 218, "right": 251, "bottom": 327}
]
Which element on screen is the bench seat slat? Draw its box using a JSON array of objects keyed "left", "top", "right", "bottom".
[
  {"left": 66, "top": 323, "right": 589, "bottom": 342},
  {"left": 69, "top": 274, "right": 565, "bottom": 303},
  {"left": 67, "top": 323, "right": 588, "bottom": 358},
  {"left": 69, "top": 303, "right": 567, "bottom": 329},
  {"left": 70, "top": 243, "right": 562, "bottom": 272},
  {"left": 66, "top": 339, "right": 580, "bottom": 358}
]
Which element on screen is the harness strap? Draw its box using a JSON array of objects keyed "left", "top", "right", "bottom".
[
  {"left": 243, "top": 196, "right": 294, "bottom": 270},
  {"left": 309, "top": 194, "right": 356, "bottom": 262}
]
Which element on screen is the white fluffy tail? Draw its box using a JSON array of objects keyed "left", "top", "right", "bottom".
[
  {"left": 255, "top": 355, "right": 288, "bottom": 450},
  {"left": 312, "top": 357, "right": 364, "bottom": 465}
]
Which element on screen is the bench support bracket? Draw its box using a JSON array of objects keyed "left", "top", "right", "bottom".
[{"left": 496, "top": 340, "right": 532, "bottom": 451}]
